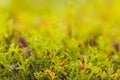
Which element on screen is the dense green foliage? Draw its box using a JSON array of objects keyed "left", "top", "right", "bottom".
[{"left": 0, "top": 23, "right": 120, "bottom": 80}]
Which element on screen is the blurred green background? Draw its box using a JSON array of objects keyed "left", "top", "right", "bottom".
[{"left": 0, "top": 0, "right": 120, "bottom": 42}]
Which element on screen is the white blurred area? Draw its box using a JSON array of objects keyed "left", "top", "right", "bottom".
[{"left": 0, "top": 0, "right": 10, "bottom": 7}]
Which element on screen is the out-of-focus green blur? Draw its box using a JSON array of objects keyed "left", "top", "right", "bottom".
[{"left": 0, "top": 0, "right": 120, "bottom": 41}]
